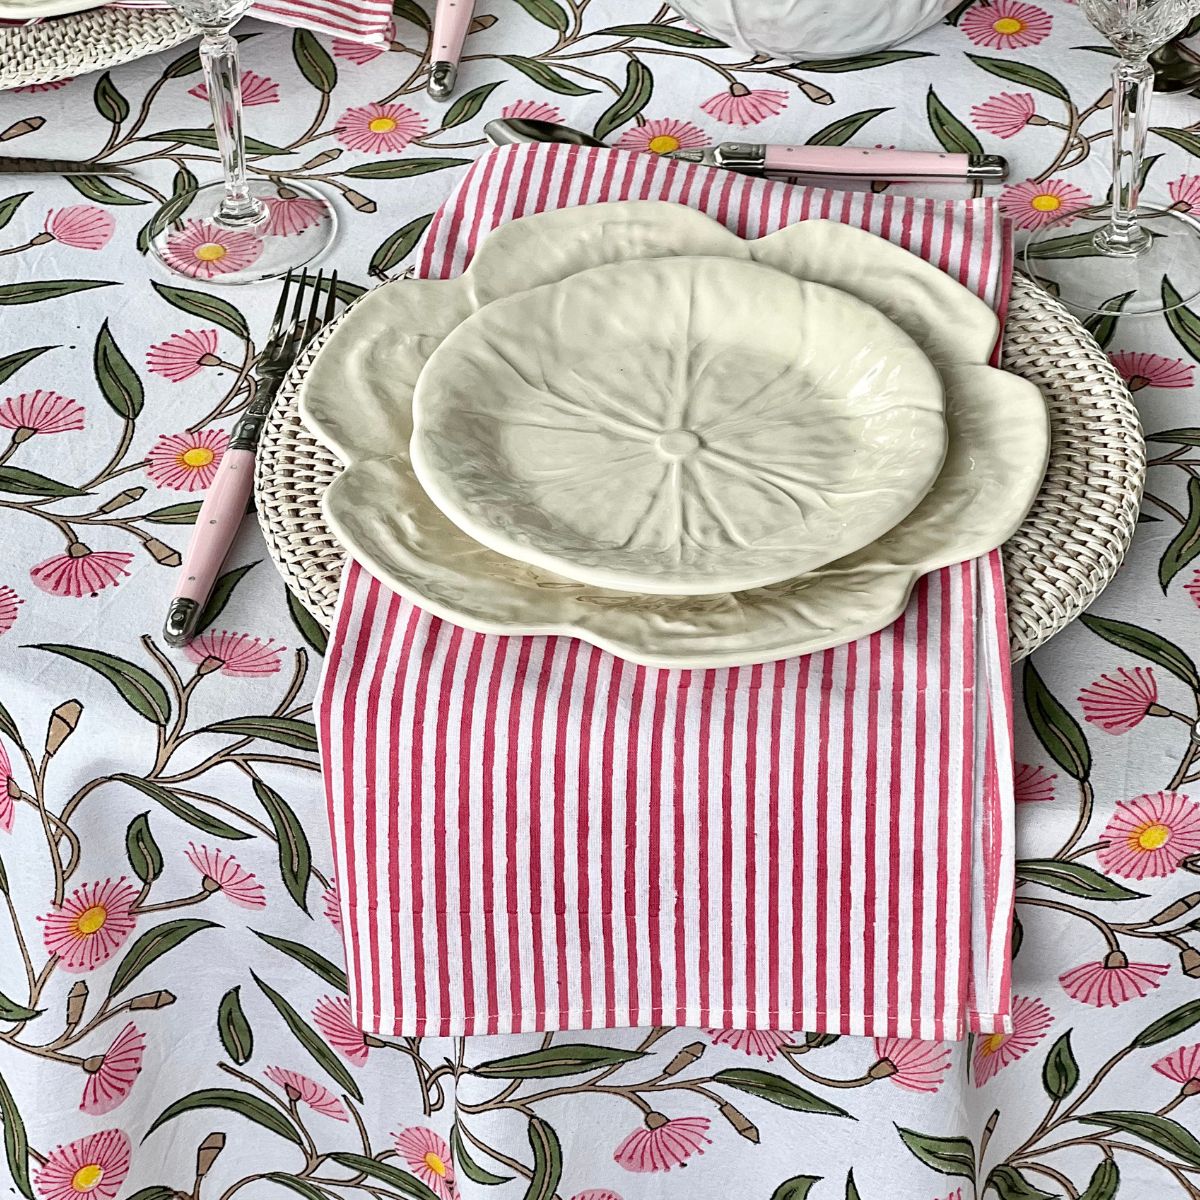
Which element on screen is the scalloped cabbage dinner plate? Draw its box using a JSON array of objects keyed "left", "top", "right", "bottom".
[{"left": 300, "top": 201, "right": 1048, "bottom": 668}]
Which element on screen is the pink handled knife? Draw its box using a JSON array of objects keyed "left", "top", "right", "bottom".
[{"left": 427, "top": 0, "right": 476, "bottom": 100}]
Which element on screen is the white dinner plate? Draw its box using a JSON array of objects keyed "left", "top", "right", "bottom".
[{"left": 0, "top": 0, "right": 105, "bottom": 21}]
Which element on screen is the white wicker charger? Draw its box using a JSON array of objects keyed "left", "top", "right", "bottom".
[
  {"left": 0, "top": 7, "right": 193, "bottom": 91},
  {"left": 254, "top": 273, "right": 1146, "bottom": 662}
]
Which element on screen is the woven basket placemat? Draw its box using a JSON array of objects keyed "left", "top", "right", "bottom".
[
  {"left": 0, "top": 7, "right": 192, "bottom": 91},
  {"left": 255, "top": 272, "right": 1146, "bottom": 662}
]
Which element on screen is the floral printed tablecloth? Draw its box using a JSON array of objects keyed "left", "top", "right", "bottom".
[{"left": 3, "top": 2, "right": 1200, "bottom": 1198}]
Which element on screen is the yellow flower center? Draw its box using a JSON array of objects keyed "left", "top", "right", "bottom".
[
  {"left": 368, "top": 116, "right": 398, "bottom": 133},
  {"left": 180, "top": 447, "right": 215, "bottom": 469},
  {"left": 194, "top": 242, "right": 227, "bottom": 262},
  {"left": 980, "top": 1032, "right": 1006, "bottom": 1056},
  {"left": 647, "top": 134, "right": 681, "bottom": 155},
  {"left": 1030, "top": 193, "right": 1062, "bottom": 212},
  {"left": 71, "top": 1164, "right": 103, "bottom": 1192},
  {"left": 74, "top": 905, "right": 107, "bottom": 936},
  {"left": 423, "top": 1152, "right": 447, "bottom": 1177},
  {"left": 993, "top": 16, "right": 1025, "bottom": 34},
  {"left": 1136, "top": 823, "right": 1171, "bottom": 851}
]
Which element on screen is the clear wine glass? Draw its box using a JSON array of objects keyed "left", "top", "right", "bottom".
[
  {"left": 1022, "top": 0, "right": 1200, "bottom": 315},
  {"left": 148, "top": 0, "right": 336, "bottom": 284}
]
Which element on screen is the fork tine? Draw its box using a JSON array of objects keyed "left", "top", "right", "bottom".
[
  {"left": 303, "top": 269, "right": 326, "bottom": 345},
  {"left": 323, "top": 270, "right": 339, "bottom": 328},
  {"left": 267, "top": 270, "right": 295, "bottom": 343},
  {"left": 289, "top": 268, "right": 309, "bottom": 334}
]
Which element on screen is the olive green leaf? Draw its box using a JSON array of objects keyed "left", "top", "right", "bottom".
[
  {"left": 126, "top": 813, "right": 163, "bottom": 884},
  {"left": 34, "top": 645, "right": 170, "bottom": 725},
  {"left": 1041, "top": 1031, "right": 1079, "bottom": 1099},
  {"left": 109, "top": 919, "right": 218, "bottom": 996},
  {"left": 1023, "top": 661, "right": 1090, "bottom": 781},
  {"left": 94, "top": 320, "right": 143, "bottom": 420},
  {"left": 218, "top": 987, "right": 253, "bottom": 1065},
  {"left": 146, "top": 1087, "right": 303, "bottom": 1147},
  {"left": 896, "top": 1126, "right": 975, "bottom": 1180}
]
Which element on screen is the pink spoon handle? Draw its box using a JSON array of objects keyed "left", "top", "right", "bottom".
[
  {"left": 765, "top": 144, "right": 973, "bottom": 178},
  {"left": 428, "top": 0, "right": 474, "bottom": 98}
]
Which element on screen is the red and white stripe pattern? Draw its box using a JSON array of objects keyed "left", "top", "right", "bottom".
[
  {"left": 102, "top": 0, "right": 389, "bottom": 43},
  {"left": 318, "top": 145, "right": 1017, "bottom": 1042}
]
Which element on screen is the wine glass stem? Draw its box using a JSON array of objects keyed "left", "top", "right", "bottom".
[
  {"left": 199, "top": 26, "right": 267, "bottom": 227},
  {"left": 1096, "top": 55, "right": 1154, "bottom": 257}
]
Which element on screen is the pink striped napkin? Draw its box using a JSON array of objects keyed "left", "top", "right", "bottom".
[{"left": 318, "top": 144, "right": 1018, "bottom": 1043}]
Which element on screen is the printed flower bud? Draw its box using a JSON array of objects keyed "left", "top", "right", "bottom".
[
  {"left": 45, "top": 700, "right": 82, "bottom": 757},
  {"left": 662, "top": 1042, "right": 706, "bottom": 1076},
  {"left": 82, "top": 1054, "right": 104, "bottom": 1074},
  {"left": 1186, "top": 1079, "right": 1200, "bottom": 1097},
  {"left": 129, "top": 989, "right": 176, "bottom": 1010},
  {"left": 469, "top": 13, "right": 495, "bottom": 28},
  {"left": 867, "top": 1057, "right": 897, "bottom": 1080},
  {"left": 283, "top": 1081, "right": 302, "bottom": 1102},
  {"left": 718, "top": 1102, "right": 758, "bottom": 1142},
  {"left": 0, "top": 117, "right": 45, "bottom": 140},
  {"left": 6, "top": 776, "right": 20, "bottom": 801},
  {"left": 144, "top": 538, "right": 181, "bottom": 566},
  {"left": 1150, "top": 892, "right": 1200, "bottom": 925},
  {"left": 300, "top": 148, "right": 342, "bottom": 169},
  {"left": 196, "top": 1132, "right": 225, "bottom": 1178},
  {"left": 364, "top": 1032, "right": 386, "bottom": 1048},
  {"left": 644, "top": 1111, "right": 669, "bottom": 1131},
  {"left": 27, "top": 232, "right": 54, "bottom": 247},
  {"left": 798, "top": 80, "right": 833, "bottom": 105},
  {"left": 65, "top": 981, "right": 89, "bottom": 1028},
  {"left": 98, "top": 487, "right": 145, "bottom": 513},
  {"left": 1180, "top": 947, "right": 1200, "bottom": 978},
  {"left": 343, "top": 188, "right": 376, "bottom": 213},
  {"left": 1148, "top": 703, "right": 1172, "bottom": 719}
]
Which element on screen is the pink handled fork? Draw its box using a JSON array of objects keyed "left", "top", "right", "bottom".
[{"left": 427, "top": 0, "right": 475, "bottom": 100}]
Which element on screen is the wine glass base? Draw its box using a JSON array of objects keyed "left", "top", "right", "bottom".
[
  {"left": 148, "top": 179, "right": 336, "bottom": 285},
  {"left": 1021, "top": 204, "right": 1200, "bottom": 316}
]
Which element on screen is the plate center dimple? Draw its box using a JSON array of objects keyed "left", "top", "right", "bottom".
[{"left": 655, "top": 429, "right": 702, "bottom": 459}]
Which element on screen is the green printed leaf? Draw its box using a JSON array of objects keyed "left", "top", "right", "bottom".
[
  {"left": 1024, "top": 230, "right": 1112, "bottom": 260},
  {"left": 805, "top": 1032, "right": 840, "bottom": 1048},
  {"left": 598, "top": 22, "right": 725, "bottom": 46},
  {"left": 145, "top": 127, "right": 287, "bottom": 155},
  {"left": 1164, "top": 276, "right": 1200, "bottom": 361},
  {"left": 1012, "top": 910, "right": 1024, "bottom": 958},
  {"left": 452, "top": 1124, "right": 511, "bottom": 1185},
  {"left": 771, "top": 1178, "right": 821, "bottom": 1200},
  {"left": 1160, "top": 476, "right": 1200, "bottom": 591},
  {"left": 253, "top": 973, "right": 363, "bottom": 1101},
  {"left": 0, "top": 280, "right": 115, "bottom": 305},
  {"left": 714, "top": 1068, "right": 850, "bottom": 1117},
  {"left": 144, "top": 501, "right": 202, "bottom": 525},
  {"left": 163, "top": 44, "right": 205, "bottom": 77},
  {"left": 473, "top": 1044, "right": 647, "bottom": 1079},
  {"left": 253, "top": 779, "right": 312, "bottom": 912},
  {"left": 807, "top": 107, "right": 890, "bottom": 146},
  {"left": 116, "top": 774, "right": 250, "bottom": 841},
  {"left": 391, "top": 0, "right": 430, "bottom": 29},
  {"left": 965, "top": 54, "right": 1069, "bottom": 101},
  {"left": 286, "top": 589, "right": 328, "bottom": 656},
  {"left": 94, "top": 320, "right": 143, "bottom": 420},
  {"left": 593, "top": 57, "right": 653, "bottom": 141},
  {"left": 1042, "top": 1031, "right": 1080, "bottom": 1100},
  {"left": 138, "top": 167, "right": 199, "bottom": 252},
  {"left": 146, "top": 1087, "right": 303, "bottom": 1147},
  {"left": 218, "top": 987, "right": 253, "bottom": 1064},
  {"left": 1082, "top": 291, "right": 1134, "bottom": 349},
  {"left": 0, "top": 700, "right": 16, "bottom": 742},
  {"left": 985, "top": 1164, "right": 1057, "bottom": 1200},
  {"left": 109, "top": 919, "right": 217, "bottom": 996},
  {"left": 0, "top": 192, "right": 30, "bottom": 232},
  {"left": 1149, "top": 428, "right": 1200, "bottom": 447},
  {"left": 1133, "top": 998, "right": 1200, "bottom": 1047},
  {"left": 253, "top": 931, "right": 348, "bottom": 993},
  {"left": 525, "top": 1118, "right": 562, "bottom": 1200},
  {"left": 264, "top": 1177, "right": 327, "bottom": 1200},
  {"left": 1016, "top": 859, "right": 1143, "bottom": 902},
  {"left": 1152, "top": 126, "right": 1200, "bottom": 158},
  {"left": 125, "top": 813, "right": 163, "bottom": 883},
  {"left": 151, "top": 281, "right": 250, "bottom": 340},
  {"left": 500, "top": 55, "right": 597, "bottom": 95},
  {"left": 1023, "top": 661, "right": 1090, "bottom": 781},
  {"left": 0, "top": 993, "right": 41, "bottom": 1022},
  {"left": 94, "top": 71, "right": 130, "bottom": 122},
  {"left": 1079, "top": 1111, "right": 1200, "bottom": 1167},
  {"left": 513, "top": 0, "right": 568, "bottom": 30},
  {"left": 926, "top": 88, "right": 983, "bottom": 155},
  {"left": 790, "top": 50, "right": 933, "bottom": 71},
  {"left": 343, "top": 157, "right": 470, "bottom": 180},
  {"left": 0, "top": 1071, "right": 33, "bottom": 1199},
  {"left": 0, "top": 346, "right": 53, "bottom": 387},
  {"left": 328, "top": 1155, "right": 440, "bottom": 1200},
  {"left": 896, "top": 1127, "right": 975, "bottom": 1180},
  {"left": 1080, "top": 1158, "right": 1120, "bottom": 1200},
  {"left": 34, "top": 646, "right": 170, "bottom": 724},
  {"left": 845, "top": 1170, "right": 862, "bottom": 1200},
  {"left": 293, "top": 28, "right": 337, "bottom": 92},
  {"left": 440, "top": 82, "right": 500, "bottom": 129},
  {"left": 196, "top": 561, "right": 257, "bottom": 631},
  {"left": 203, "top": 716, "right": 317, "bottom": 753},
  {"left": 67, "top": 175, "right": 147, "bottom": 206},
  {"left": 1079, "top": 613, "right": 1200, "bottom": 689},
  {"left": 127, "top": 1189, "right": 177, "bottom": 1200},
  {"left": 369, "top": 213, "right": 433, "bottom": 278},
  {"left": 0, "top": 468, "right": 89, "bottom": 497}
]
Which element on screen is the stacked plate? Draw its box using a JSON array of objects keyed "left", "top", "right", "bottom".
[{"left": 299, "top": 200, "right": 1050, "bottom": 669}]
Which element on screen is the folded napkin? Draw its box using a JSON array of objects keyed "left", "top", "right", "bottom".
[{"left": 319, "top": 143, "right": 1018, "bottom": 1043}]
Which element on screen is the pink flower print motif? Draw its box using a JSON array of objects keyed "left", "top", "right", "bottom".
[
  {"left": 1186, "top": 570, "right": 1200, "bottom": 610},
  {"left": 870, "top": 1038, "right": 952, "bottom": 1093},
  {"left": 973, "top": 995, "right": 1052, "bottom": 1085},
  {"left": 701, "top": 84, "right": 788, "bottom": 126},
  {"left": 313, "top": 994, "right": 371, "bottom": 1065},
  {"left": 41, "top": 878, "right": 138, "bottom": 972},
  {"left": 1109, "top": 351, "right": 1195, "bottom": 391},
  {"left": 263, "top": 194, "right": 330, "bottom": 238},
  {"left": 162, "top": 220, "right": 263, "bottom": 280},
  {"left": 1014, "top": 763, "right": 1056, "bottom": 804},
  {"left": 1097, "top": 792, "right": 1200, "bottom": 880},
  {"left": 323, "top": 878, "right": 342, "bottom": 929},
  {"left": 970, "top": 92, "right": 1037, "bottom": 139},
  {"left": 81, "top": 1023, "right": 145, "bottom": 1114},
  {"left": 145, "top": 428, "right": 228, "bottom": 491},
  {"left": 502, "top": 99, "right": 563, "bottom": 123},
  {"left": 184, "top": 843, "right": 266, "bottom": 908},
  {"left": 44, "top": 205, "right": 115, "bottom": 250},
  {"left": 571, "top": 1193, "right": 624, "bottom": 1200},
  {"left": 1000, "top": 178, "right": 1092, "bottom": 230},
  {"left": 393, "top": 1128, "right": 455, "bottom": 1200},
  {"left": 707, "top": 1028, "right": 792, "bottom": 1060},
  {"left": 31, "top": 546, "right": 133, "bottom": 598},
  {"left": 0, "top": 390, "right": 85, "bottom": 441},
  {"left": 613, "top": 1114, "right": 711, "bottom": 1172},
  {"left": 616, "top": 118, "right": 708, "bottom": 156},
  {"left": 1169, "top": 174, "right": 1200, "bottom": 212},
  {"left": 1154, "top": 1043, "right": 1200, "bottom": 1094},
  {"left": 190, "top": 70, "right": 279, "bottom": 106},
  {"left": 13, "top": 78, "right": 72, "bottom": 93},
  {"left": 146, "top": 330, "right": 220, "bottom": 383},
  {"left": 961, "top": 0, "right": 1052, "bottom": 48},
  {"left": 1079, "top": 667, "right": 1160, "bottom": 733},
  {"left": 336, "top": 101, "right": 426, "bottom": 153},
  {"left": 333, "top": 24, "right": 394, "bottom": 63},
  {"left": 0, "top": 585, "right": 24, "bottom": 637},
  {"left": 0, "top": 739, "right": 15, "bottom": 833},
  {"left": 33, "top": 1129, "right": 130, "bottom": 1200},
  {"left": 1060, "top": 951, "right": 1169, "bottom": 1007},
  {"left": 185, "top": 631, "right": 286, "bottom": 678},
  {"left": 265, "top": 1066, "right": 349, "bottom": 1121}
]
